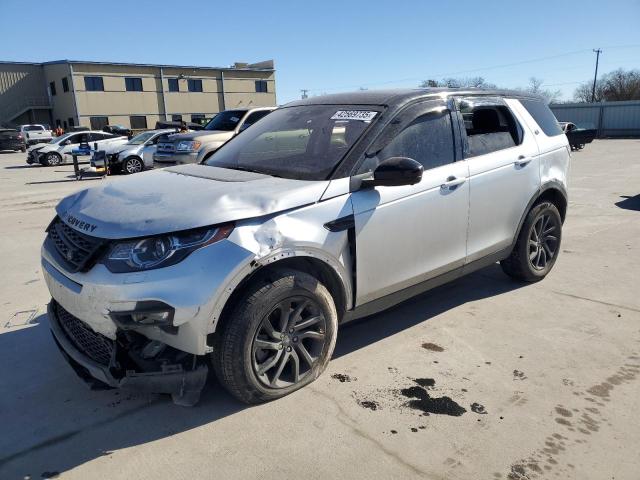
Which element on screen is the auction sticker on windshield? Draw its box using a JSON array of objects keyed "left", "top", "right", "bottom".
[{"left": 330, "top": 110, "right": 378, "bottom": 121}]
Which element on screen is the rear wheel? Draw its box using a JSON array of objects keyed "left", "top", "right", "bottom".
[
  {"left": 213, "top": 269, "right": 338, "bottom": 404},
  {"left": 44, "top": 152, "right": 62, "bottom": 166},
  {"left": 123, "top": 156, "right": 144, "bottom": 174},
  {"left": 501, "top": 201, "right": 562, "bottom": 282}
]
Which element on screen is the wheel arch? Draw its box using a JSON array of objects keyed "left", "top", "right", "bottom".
[
  {"left": 209, "top": 254, "right": 350, "bottom": 342},
  {"left": 512, "top": 181, "right": 568, "bottom": 248}
]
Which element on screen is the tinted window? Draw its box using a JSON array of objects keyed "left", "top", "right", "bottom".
[
  {"left": 205, "top": 105, "right": 375, "bottom": 181},
  {"left": 125, "top": 77, "right": 143, "bottom": 92},
  {"left": 204, "top": 110, "right": 247, "bottom": 131},
  {"left": 24, "top": 125, "right": 44, "bottom": 131},
  {"left": 188, "top": 79, "right": 203, "bottom": 92},
  {"left": 49, "top": 81, "right": 56, "bottom": 96},
  {"left": 84, "top": 76, "right": 104, "bottom": 91},
  {"left": 363, "top": 111, "right": 455, "bottom": 174},
  {"left": 130, "top": 115, "right": 147, "bottom": 129},
  {"left": 62, "top": 77, "right": 69, "bottom": 92},
  {"left": 242, "top": 110, "right": 272, "bottom": 127},
  {"left": 459, "top": 102, "right": 522, "bottom": 157},
  {"left": 519, "top": 99, "right": 563, "bottom": 136},
  {"left": 168, "top": 78, "right": 179, "bottom": 92},
  {"left": 90, "top": 116, "right": 109, "bottom": 130},
  {"left": 255, "top": 80, "right": 268, "bottom": 93}
]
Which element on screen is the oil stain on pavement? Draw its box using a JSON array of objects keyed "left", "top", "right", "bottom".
[{"left": 400, "top": 379, "right": 466, "bottom": 417}]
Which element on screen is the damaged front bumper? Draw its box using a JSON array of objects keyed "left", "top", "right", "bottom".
[{"left": 48, "top": 300, "right": 208, "bottom": 406}]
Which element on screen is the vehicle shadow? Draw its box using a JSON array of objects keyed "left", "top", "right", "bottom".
[
  {"left": 0, "top": 263, "right": 523, "bottom": 478},
  {"left": 615, "top": 194, "right": 640, "bottom": 212},
  {"left": 4, "top": 165, "right": 36, "bottom": 169}
]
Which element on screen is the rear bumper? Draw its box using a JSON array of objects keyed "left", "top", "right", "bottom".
[
  {"left": 48, "top": 301, "right": 209, "bottom": 405},
  {"left": 0, "top": 140, "right": 25, "bottom": 150}
]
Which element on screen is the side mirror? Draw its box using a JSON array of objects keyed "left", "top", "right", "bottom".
[{"left": 363, "top": 157, "right": 423, "bottom": 187}]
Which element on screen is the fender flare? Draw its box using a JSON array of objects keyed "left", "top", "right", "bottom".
[
  {"left": 511, "top": 180, "right": 568, "bottom": 249},
  {"left": 207, "top": 247, "right": 353, "bottom": 334}
]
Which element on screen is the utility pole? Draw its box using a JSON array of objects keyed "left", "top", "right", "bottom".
[
  {"left": 300, "top": 89, "right": 309, "bottom": 99},
  {"left": 591, "top": 48, "right": 602, "bottom": 103}
]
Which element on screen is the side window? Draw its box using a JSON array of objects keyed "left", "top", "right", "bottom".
[
  {"left": 362, "top": 110, "right": 455, "bottom": 174},
  {"left": 459, "top": 101, "right": 522, "bottom": 157},
  {"left": 242, "top": 110, "right": 271, "bottom": 127},
  {"left": 519, "top": 99, "right": 563, "bottom": 137},
  {"left": 66, "top": 135, "right": 81, "bottom": 145}
]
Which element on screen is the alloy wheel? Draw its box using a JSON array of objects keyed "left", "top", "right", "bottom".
[
  {"left": 252, "top": 296, "right": 326, "bottom": 388},
  {"left": 528, "top": 213, "right": 559, "bottom": 270},
  {"left": 125, "top": 158, "right": 143, "bottom": 174}
]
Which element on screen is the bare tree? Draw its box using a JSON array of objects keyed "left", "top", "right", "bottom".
[
  {"left": 573, "top": 69, "right": 640, "bottom": 102},
  {"left": 420, "top": 76, "right": 497, "bottom": 89},
  {"left": 521, "top": 77, "right": 562, "bottom": 104}
]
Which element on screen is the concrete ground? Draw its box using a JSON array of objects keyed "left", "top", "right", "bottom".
[{"left": 0, "top": 140, "right": 639, "bottom": 480}]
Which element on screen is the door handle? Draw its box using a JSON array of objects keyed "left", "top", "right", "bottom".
[
  {"left": 514, "top": 155, "right": 532, "bottom": 167},
  {"left": 441, "top": 176, "right": 466, "bottom": 190}
]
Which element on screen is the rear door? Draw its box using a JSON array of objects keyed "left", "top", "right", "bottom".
[
  {"left": 350, "top": 100, "right": 470, "bottom": 305},
  {"left": 456, "top": 96, "right": 540, "bottom": 264}
]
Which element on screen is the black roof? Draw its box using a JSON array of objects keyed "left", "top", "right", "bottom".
[{"left": 286, "top": 88, "right": 542, "bottom": 108}]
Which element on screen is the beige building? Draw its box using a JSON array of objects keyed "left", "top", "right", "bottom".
[{"left": 0, "top": 59, "right": 276, "bottom": 130}]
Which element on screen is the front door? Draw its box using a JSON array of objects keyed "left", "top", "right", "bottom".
[{"left": 350, "top": 101, "right": 470, "bottom": 306}]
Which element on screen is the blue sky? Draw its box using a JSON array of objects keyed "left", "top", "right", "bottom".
[{"left": 1, "top": 0, "right": 639, "bottom": 103}]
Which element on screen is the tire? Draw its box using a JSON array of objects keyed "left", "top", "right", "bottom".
[
  {"left": 123, "top": 156, "right": 144, "bottom": 174},
  {"left": 44, "top": 152, "right": 62, "bottom": 166},
  {"left": 20, "top": 146, "right": 26, "bottom": 153},
  {"left": 500, "top": 201, "right": 562, "bottom": 282},
  {"left": 213, "top": 269, "right": 338, "bottom": 404}
]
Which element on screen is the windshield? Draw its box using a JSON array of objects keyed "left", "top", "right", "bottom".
[
  {"left": 50, "top": 133, "right": 74, "bottom": 144},
  {"left": 203, "top": 110, "right": 247, "bottom": 131},
  {"left": 127, "top": 131, "right": 156, "bottom": 145},
  {"left": 204, "top": 105, "right": 379, "bottom": 180}
]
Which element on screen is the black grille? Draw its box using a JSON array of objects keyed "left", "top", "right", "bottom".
[
  {"left": 47, "top": 216, "right": 106, "bottom": 272},
  {"left": 56, "top": 303, "right": 114, "bottom": 365}
]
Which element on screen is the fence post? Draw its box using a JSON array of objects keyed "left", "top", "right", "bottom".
[{"left": 597, "top": 103, "right": 605, "bottom": 138}]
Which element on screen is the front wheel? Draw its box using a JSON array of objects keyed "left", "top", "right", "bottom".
[
  {"left": 501, "top": 201, "right": 562, "bottom": 282},
  {"left": 212, "top": 269, "right": 338, "bottom": 404},
  {"left": 123, "top": 156, "right": 144, "bottom": 174},
  {"left": 44, "top": 152, "right": 62, "bottom": 166}
]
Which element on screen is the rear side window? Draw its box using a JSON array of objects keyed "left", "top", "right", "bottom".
[
  {"left": 364, "top": 110, "right": 455, "bottom": 173},
  {"left": 519, "top": 99, "right": 563, "bottom": 137},
  {"left": 243, "top": 110, "right": 272, "bottom": 127},
  {"left": 459, "top": 101, "right": 523, "bottom": 157}
]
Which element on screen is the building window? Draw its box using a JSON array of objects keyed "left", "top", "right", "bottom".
[
  {"left": 188, "top": 79, "right": 203, "bottom": 92},
  {"left": 191, "top": 114, "right": 205, "bottom": 124},
  {"left": 68, "top": 117, "right": 75, "bottom": 127},
  {"left": 90, "top": 116, "right": 109, "bottom": 130},
  {"left": 84, "top": 76, "right": 104, "bottom": 91},
  {"left": 62, "top": 77, "right": 69, "bottom": 92},
  {"left": 125, "top": 77, "right": 143, "bottom": 92},
  {"left": 55, "top": 119, "right": 61, "bottom": 127},
  {"left": 130, "top": 116, "right": 148, "bottom": 129},
  {"left": 255, "top": 80, "right": 268, "bottom": 93},
  {"left": 171, "top": 114, "right": 183, "bottom": 122},
  {"left": 49, "top": 81, "right": 57, "bottom": 96},
  {"left": 63, "top": 120, "right": 68, "bottom": 130},
  {"left": 168, "top": 78, "right": 179, "bottom": 92}
]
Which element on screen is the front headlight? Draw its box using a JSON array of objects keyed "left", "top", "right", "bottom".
[
  {"left": 103, "top": 223, "right": 234, "bottom": 273},
  {"left": 176, "top": 140, "right": 202, "bottom": 152}
]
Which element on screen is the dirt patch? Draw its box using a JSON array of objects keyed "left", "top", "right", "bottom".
[
  {"left": 331, "top": 373, "right": 356, "bottom": 383},
  {"left": 421, "top": 342, "right": 444, "bottom": 352},
  {"left": 414, "top": 378, "right": 435, "bottom": 388},
  {"left": 400, "top": 380, "right": 466, "bottom": 417},
  {"left": 357, "top": 399, "right": 379, "bottom": 411},
  {"left": 471, "top": 402, "right": 488, "bottom": 414}
]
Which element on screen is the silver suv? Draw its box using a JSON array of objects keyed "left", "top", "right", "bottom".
[
  {"left": 153, "top": 108, "right": 275, "bottom": 165},
  {"left": 42, "top": 89, "right": 570, "bottom": 406}
]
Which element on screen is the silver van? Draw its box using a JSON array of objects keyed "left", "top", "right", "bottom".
[{"left": 42, "top": 89, "right": 570, "bottom": 405}]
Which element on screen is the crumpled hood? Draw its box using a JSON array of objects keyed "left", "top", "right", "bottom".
[
  {"left": 55, "top": 164, "right": 329, "bottom": 239},
  {"left": 102, "top": 142, "right": 136, "bottom": 155}
]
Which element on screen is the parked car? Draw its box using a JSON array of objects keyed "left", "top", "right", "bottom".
[
  {"left": 154, "top": 120, "right": 204, "bottom": 131},
  {"left": 27, "top": 131, "right": 128, "bottom": 166},
  {"left": 103, "top": 124, "right": 133, "bottom": 138},
  {"left": 559, "top": 122, "right": 597, "bottom": 151},
  {"left": 153, "top": 107, "right": 275, "bottom": 165},
  {"left": 20, "top": 124, "right": 53, "bottom": 145},
  {"left": 0, "top": 128, "right": 26, "bottom": 152},
  {"left": 92, "top": 129, "right": 175, "bottom": 174},
  {"left": 42, "top": 89, "right": 569, "bottom": 406}
]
